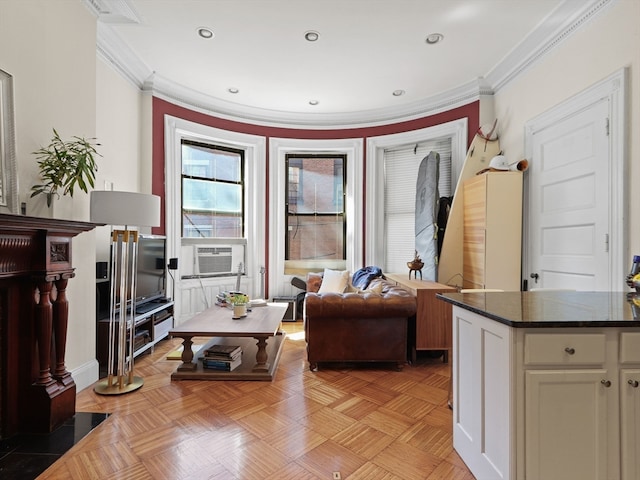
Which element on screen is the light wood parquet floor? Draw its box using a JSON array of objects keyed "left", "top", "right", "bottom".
[{"left": 40, "top": 322, "right": 475, "bottom": 480}]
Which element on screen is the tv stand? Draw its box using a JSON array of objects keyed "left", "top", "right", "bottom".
[{"left": 97, "top": 301, "right": 174, "bottom": 376}]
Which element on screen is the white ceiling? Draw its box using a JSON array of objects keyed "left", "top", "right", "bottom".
[{"left": 87, "top": 0, "right": 602, "bottom": 125}]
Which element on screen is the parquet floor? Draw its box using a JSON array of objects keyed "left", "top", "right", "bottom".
[{"left": 39, "top": 322, "right": 475, "bottom": 480}]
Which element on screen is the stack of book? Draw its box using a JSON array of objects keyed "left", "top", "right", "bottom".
[
  {"left": 215, "top": 292, "right": 228, "bottom": 307},
  {"left": 201, "top": 344, "right": 242, "bottom": 371}
]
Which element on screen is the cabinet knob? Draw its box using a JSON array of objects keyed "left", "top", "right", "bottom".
[
  {"left": 564, "top": 347, "right": 575, "bottom": 355},
  {"left": 629, "top": 379, "right": 640, "bottom": 388},
  {"left": 601, "top": 379, "right": 612, "bottom": 388}
]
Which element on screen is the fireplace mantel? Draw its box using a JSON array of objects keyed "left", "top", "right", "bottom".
[{"left": 0, "top": 213, "right": 99, "bottom": 437}]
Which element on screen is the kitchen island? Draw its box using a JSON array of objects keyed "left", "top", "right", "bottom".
[{"left": 437, "top": 291, "right": 640, "bottom": 480}]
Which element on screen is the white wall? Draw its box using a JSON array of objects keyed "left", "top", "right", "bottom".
[
  {"left": 0, "top": 1, "right": 100, "bottom": 389},
  {"left": 494, "top": 0, "right": 640, "bottom": 257},
  {"left": 95, "top": 57, "right": 145, "bottom": 263}
]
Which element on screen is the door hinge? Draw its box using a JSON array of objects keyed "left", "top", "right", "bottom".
[
  {"left": 605, "top": 233, "right": 609, "bottom": 252},
  {"left": 605, "top": 117, "right": 610, "bottom": 136}
]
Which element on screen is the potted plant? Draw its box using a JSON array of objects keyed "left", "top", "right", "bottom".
[
  {"left": 30, "top": 128, "right": 101, "bottom": 207},
  {"left": 226, "top": 293, "right": 249, "bottom": 318}
]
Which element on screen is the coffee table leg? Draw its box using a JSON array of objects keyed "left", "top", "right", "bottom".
[
  {"left": 252, "top": 336, "right": 270, "bottom": 372},
  {"left": 177, "top": 336, "right": 197, "bottom": 372}
]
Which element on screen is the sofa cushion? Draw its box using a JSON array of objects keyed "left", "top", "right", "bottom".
[
  {"left": 318, "top": 268, "right": 349, "bottom": 293},
  {"left": 306, "top": 272, "right": 323, "bottom": 293},
  {"left": 347, "top": 281, "right": 384, "bottom": 295},
  {"left": 305, "top": 277, "right": 417, "bottom": 320}
]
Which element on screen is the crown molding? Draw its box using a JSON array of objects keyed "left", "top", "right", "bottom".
[
  {"left": 145, "top": 73, "right": 490, "bottom": 129},
  {"left": 96, "top": 22, "right": 151, "bottom": 89},
  {"left": 84, "top": 0, "right": 141, "bottom": 23},
  {"left": 89, "top": 0, "right": 614, "bottom": 127},
  {"left": 485, "top": 0, "right": 617, "bottom": 93}
]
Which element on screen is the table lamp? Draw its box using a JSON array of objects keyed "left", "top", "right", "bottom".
[{"left": 90, "top": 191, "right": 161, "bottom": 395}]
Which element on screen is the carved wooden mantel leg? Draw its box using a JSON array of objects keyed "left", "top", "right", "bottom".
[
  {"left": 34, "top": 276, "right": 57, "bottom": 387},
  {"left": 53, "top": 273, "right": 75, "bottom": 385},
  {"left": 29, "top": 270, "right": 77, "bottom": 433}
]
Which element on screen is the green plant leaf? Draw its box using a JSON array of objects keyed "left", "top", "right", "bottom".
[{"left": 30, "top": 128, "right": 102, "bottom": 203}]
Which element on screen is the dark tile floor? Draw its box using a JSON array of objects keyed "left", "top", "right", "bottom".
[{"left": 0, "top": 412, "right": 109, "bottom": 480}]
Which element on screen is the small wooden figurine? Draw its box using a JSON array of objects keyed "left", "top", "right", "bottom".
[{"left": 407, "top": 251, "right": 424, "bottom": 279}]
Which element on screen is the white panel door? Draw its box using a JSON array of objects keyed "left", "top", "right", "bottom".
[{"left": 527, "top": 99, "right": 610, "bottom": 290}]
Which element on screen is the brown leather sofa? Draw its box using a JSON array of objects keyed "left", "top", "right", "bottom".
[{"left": 304, "top": 276, "right": 417, "bottom": 371}]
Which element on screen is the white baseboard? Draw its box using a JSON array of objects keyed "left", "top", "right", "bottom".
[{"left": 72, "top": 359, "right": 99, "bottom": 393}]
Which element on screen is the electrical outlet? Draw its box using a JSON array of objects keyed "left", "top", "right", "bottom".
[{"left": 332, "top": 473, "right": 341, "bottom": 480}]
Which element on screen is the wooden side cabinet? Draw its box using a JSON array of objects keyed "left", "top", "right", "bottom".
[
  {"left": 385, "top": 273, "right": 456, "bottom": 363},
  {"left": 463, "top": 171, "right": 522, "bottom": 290}
]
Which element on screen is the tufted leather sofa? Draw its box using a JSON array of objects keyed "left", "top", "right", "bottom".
[{"left": 304, "top": 275, "right": 417, "bottom": 371}]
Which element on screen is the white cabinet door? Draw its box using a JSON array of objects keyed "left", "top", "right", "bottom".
[
  {"left": 621, "top": 369, "right": 640, "bottom": 480},
  {"left": 453, "top": 307, "right": 512, "bottom": 479},
  {"left": 525, "top": 369, "right": 610, "bottom": 480}
]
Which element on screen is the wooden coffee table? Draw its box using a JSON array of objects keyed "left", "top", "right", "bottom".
[{"left": 169, "top": 303, "right": 287, "bottom": 381}]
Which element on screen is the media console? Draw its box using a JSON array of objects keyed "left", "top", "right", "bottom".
[{"left": 96, "top": 300, "right": 174, "bottom": 375}]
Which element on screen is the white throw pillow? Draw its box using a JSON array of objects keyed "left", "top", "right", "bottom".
[{"left": 318, "top": 268, "right": 349, "bottom": 294}]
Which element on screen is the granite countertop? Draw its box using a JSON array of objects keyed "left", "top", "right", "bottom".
[{"left": 437, "top": 291, "right": 640, "bottom": 328}]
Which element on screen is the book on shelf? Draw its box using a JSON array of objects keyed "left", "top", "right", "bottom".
[
  {"left": 201, "top": 356, "right": 242, "bottom": 371},
  {"left": 203, "top": 344, "right": 242, "bottom": 359}
]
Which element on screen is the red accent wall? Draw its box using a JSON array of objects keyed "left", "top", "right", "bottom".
[{"left": 151, "top": 97, "right": 479, "bottom": 270}]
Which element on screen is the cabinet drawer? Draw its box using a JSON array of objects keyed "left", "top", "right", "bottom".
[
  {"left": 524, "top": 333, "right": 606, "bottom": 365},
  {"left": 154, "top": 316, "right": 173, "bottom": 340},
  {"left": 620, "top": 332, "right": 640, "bottom": 363}
]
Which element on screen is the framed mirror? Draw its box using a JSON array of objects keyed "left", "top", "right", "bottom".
[{"left": 0, "top": 69, "right": 18, "bottom": 214}]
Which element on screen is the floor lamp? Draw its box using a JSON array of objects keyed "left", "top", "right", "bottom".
[{"left": 90, "top": 191, "right": 160, "bottom": 395}]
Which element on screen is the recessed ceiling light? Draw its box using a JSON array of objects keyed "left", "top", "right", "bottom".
[
  {"left": 392, "top": 90, "right": 405, "bottom": 97},
  {"left": 304, "top": 30, "right": 320, "bottom": 42},
  {"left": 197, "top": 27, "right": 214, "bottom": 39},
  {"left": 425, "top": 33, "right": 444, "bottom": 45},
  {"left": 228, "top": 87, "right": 239, "bottom": 94},
  {"left": 309, "top": 100, "right": 319, "bottom": 105}
]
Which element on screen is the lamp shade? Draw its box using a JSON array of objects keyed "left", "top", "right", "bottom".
[{"left": 90, "top": 191, "right": 160, "bottom": 227}]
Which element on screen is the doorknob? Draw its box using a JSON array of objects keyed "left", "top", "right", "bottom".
[{"left": 530, "top": 273, "right": 539, "bottom": 284}]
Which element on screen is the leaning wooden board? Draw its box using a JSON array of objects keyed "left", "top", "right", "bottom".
[{"left": 437, "top": 130, "right": 501, "bottom": 287}]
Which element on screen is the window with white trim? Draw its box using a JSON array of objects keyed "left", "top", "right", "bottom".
[
  {"left": 285, "top": 153, "right": 346, "bottom": 263},
  {"left": 383, "top": 138, "right": 452, "bottom": 273},
  {"left": 181, "top": 140, "right": 244, "bottom": 238}
]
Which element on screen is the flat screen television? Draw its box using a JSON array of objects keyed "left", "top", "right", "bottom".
[
  {"left": 99, "top": 234, "right": 166, "bottom": 317},
  {"left": 134, "top": 234, "right": 167, "bottom": 307}
]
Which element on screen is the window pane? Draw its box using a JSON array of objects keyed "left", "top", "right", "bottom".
[
  {"left": 289, "top": 158, "right": 343, "bottom": 214},
  {"left": 182, "top": 143, "right": 240, "bottom": 182},
  {"left": 183, "top": 212, "right": 242, "bottom": 238},
  {"left": 183, "top": 178, "right": 241, "bottom": 213},
  {"left": 181, "top": 140, "right": 244, "bottom": 239},
  {"left": 286, "top": 155, "right": 346, "bottom": 262},
  {"left": 287, "top": 214, "right": 344, "bottom": 260}
]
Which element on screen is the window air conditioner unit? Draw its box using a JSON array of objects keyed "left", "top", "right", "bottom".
[{"left": 195, "top": 244, "right": 245, "bottom": 275}]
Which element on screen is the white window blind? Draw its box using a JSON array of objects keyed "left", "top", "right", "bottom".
[{"left": 383, "top": 138, "right": 452, "bottom": 274}]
